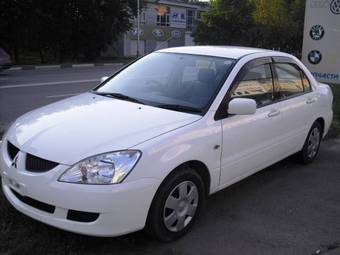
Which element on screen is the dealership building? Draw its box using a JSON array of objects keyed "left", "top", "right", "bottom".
[{"left": 112, "top": 0, "right": 208, "bottom": 57}]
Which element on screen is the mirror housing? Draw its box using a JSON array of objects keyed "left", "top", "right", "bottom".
[
  {"left": 101, "top": 76, "right": 109, "bottom": 83},
  {"left": 228, "top": 98, "right": 257, "bottom": 115}
]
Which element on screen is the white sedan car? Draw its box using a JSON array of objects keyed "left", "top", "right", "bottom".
[{"left": 0, "top": 46, "right": 333, "bottom": 241}]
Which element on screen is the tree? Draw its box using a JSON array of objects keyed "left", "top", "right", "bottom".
[
  {"left": 194, "top": 0, "right": 306, "bottom": 54},
  {"left": 193, "top": 0, "right": 256, "bottom": 46},
  {"left": 0, "top": 0, "right": 139, "bottom": 63},
  {"left": 252, "top": 0, "right": 292, "bottom": 49}
]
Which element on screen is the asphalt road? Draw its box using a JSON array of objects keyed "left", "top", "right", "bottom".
[
  {"left": 0, "top": 66, "right": 120, "bottom": 128},
  {"left": 0, "top": 67, "right": 340, "bottom": 255}
]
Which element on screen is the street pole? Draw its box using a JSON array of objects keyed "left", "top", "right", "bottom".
[{"left": 137, "top": 0, "right": 140, "bottom": 57}]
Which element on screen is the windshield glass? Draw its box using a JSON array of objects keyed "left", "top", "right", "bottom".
[{"left": 95, "top": 52, "right": 235, "bottom": 113}]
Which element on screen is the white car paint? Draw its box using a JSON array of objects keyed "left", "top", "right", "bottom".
[
  {"left": 5, "top": 93, "right": 201, "bottom": 165},
  {"left": 0, "top": 46, "right": 333, "bottom": 237}
]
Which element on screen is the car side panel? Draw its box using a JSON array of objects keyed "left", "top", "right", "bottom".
[
  {"left": 274, "top": 93, "right": 317, "bottom": 154},
  {"left": 219, "top": 103, "right": 287, "bottom": 188},
  {"left": 127, "top": 113, "right": 223, "bottom": 194}
]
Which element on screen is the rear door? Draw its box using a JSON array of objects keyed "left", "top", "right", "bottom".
[{"left": 271, "top": 58, "right": 317, "bottom": 153}]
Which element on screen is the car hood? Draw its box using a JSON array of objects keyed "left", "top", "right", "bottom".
[{"left": 6, "top": 93, "right": 201, "bottom": 165}]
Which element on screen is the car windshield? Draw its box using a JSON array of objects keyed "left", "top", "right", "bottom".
[{"left": 94, "top": 52, "right": 235, "bottom": 114}]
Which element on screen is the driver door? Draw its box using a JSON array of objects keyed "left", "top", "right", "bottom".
[{"left": 218, "top": 58, "right": 285, "bottom": 187}]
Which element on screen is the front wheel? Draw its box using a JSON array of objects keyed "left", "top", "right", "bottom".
[
  {"left": 296, "top": 121, "right": 322, "bottom": 164},
  {"left": 145, "top": 167, "right": 206, "bottom": 242}
]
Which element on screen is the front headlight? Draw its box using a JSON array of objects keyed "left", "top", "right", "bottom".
[{"left": 58, "top": 150, "right": 141, "bottom": 184}]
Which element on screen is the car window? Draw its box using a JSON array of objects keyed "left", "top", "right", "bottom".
[
  {"left": 95, "top": 52, "right": 235, "bottom": 112},
  {"left": 231, "top": 64, "right": 274, "bottom": 107},
  {"left": 274, "top": 63, "right": 304, "bottom": 99},
  {"left": 302, "top": 72, "right": 312, "bottom": 92}
]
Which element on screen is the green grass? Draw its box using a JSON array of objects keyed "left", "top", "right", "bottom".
[{"left": 328, "top": 84, "right": 340, "bottom": 138}]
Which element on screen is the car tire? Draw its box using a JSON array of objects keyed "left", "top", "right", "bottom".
[
  {"left": 145, "top": 167, "right": 206, "bottom": 242},
  {"left": 296, "top": 121, "right": 322, "bottom": 164}
]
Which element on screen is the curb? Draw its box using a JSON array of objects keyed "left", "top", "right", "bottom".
[{"left": 7, "top": 63, "right": 124, "bottom": 71}]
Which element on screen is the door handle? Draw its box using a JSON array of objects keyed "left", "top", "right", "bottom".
[
  {"left": 306, "top": 98, "right": 316, "bottom": 104},
  {"left": 268, "top": 109, "right": 280, "bottom": 118}
]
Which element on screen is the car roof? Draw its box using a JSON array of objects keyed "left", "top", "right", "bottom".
[{"left": 157, "top": 46, "right": 274, "bottom": 59}]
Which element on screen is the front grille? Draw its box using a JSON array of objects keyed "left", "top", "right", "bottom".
[
  {"left": 7, "top": 142, "right": 19, "bottom": 160},
  {"left": 26, "top": 153, "right": 59, "bottom": 172},
  {"left": 10, "top": 188, "right": 55, "bottom": 214},
  {"left": 67, "top": 210, "right": 100, "bottom": 223}
]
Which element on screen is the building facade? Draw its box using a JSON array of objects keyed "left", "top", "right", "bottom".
[{"left": 114, "top": 0, "right": 208, "bottom": 57}]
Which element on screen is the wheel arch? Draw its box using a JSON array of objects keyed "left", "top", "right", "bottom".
[
  {"left": 315, "top": 117, "right": 325, "bottom": 137},
  {"left": 145, "top": 160, "right": 211, "bottom": 237},
  {"left": 180, "top": 160, "right": 211, "bottom": 196},
  {"left": 155, "top": 160, "right": 211, "bottom": 200}
]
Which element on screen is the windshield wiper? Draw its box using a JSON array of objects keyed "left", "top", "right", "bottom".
[
  {"left": 157, "top": 104, "right": 202, "bottom": 114},
  {"left": 93, "top": 91, "right": 144, "bottom": 105}
]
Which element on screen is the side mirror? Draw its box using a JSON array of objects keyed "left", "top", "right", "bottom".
[
  {"left": 228, "top": 98, "right": 257, "bottom": 115},
  {"left": 101, "top": 76, "right": 109, "bottom": 83}
]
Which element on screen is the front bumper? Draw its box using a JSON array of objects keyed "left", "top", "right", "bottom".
[{"left": 0, "top": 141, "right": 160, "bottom": 237}]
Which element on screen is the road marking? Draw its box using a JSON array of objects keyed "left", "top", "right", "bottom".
[
  {"left": 72, "top": 64, "right": 94, "bottom": 67},
  {"left": 0, "top": 79, "right": 100, "bottom": 89},
  {"left": 47, "top": 93, "right": 79, "bottom": 98},
  {"left": 36, "top": 65, "right": 60, "bottom": 69},
  {"left": 7, "top": 67, "right": 22, "bottom": 71}
]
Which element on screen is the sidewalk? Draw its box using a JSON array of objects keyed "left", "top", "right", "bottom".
[{"left": 8, "top": 62, "right": 124, "bottom": 71}]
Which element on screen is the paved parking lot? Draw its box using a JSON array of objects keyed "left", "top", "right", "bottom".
[{"left": 0, "top": 68, "right": 340, "bottom": 255}]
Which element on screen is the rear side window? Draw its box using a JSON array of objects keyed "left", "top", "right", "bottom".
[
  {"left": 274, "top": 63, "right": 304, "bottom": 99},
  {"left": 231, "top": 64, "right": 274, "bottom": 107}
]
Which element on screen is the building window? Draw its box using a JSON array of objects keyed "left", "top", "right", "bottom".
[
  {"left": 157, "top": 7, "right": 170, "bottom": 26},
  {"left": 197, "top": 11, "right": 202, "bottom": 20},
  {"left": 140, "top": 10, "right": 146, "bottom": 24},
  {"left": 187, "top": 9, "right": 195, "bottom": 31}
]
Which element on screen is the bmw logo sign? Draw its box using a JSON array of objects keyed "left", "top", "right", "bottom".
[
  {"left": 308, "top": 50, "right": 322, "bottom": 65},
  {"left": 310, "top": 25, "right": 325, "bottom": 40},
  {"left": 330, "top": 0, "right": 340, "bottom": 14}
]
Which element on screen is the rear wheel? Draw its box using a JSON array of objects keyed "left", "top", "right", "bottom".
[
  {"left": 145, "top": 167, "right": 206, "bottom": 242},
  {"left": 296, "top": 121, "right": 322, "bottom": 164}
]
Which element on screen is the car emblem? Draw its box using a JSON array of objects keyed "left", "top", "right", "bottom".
[
  {"left": 330, "top": 0, "right": 340, "bottom": 14},
  {"left": 310, "top": 25, "right": 325, "bottom": 40},
  {"left": 11, "top": 154, "right": 19, "bottom": 169},
  {"left": 308, "top": 50, "right": 322, "bottom": 65}
]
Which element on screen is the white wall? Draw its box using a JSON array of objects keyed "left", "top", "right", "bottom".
[{"left": 185, "top": 32, "right": 195, "bottom": 46}]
